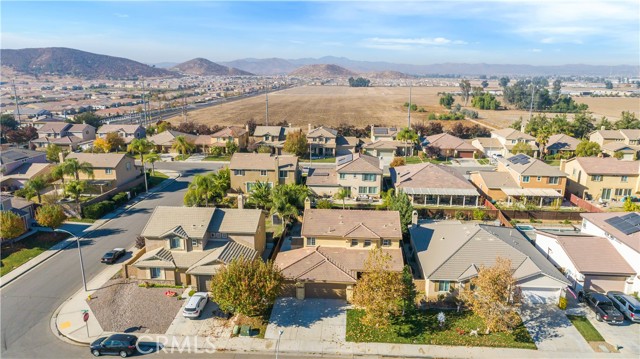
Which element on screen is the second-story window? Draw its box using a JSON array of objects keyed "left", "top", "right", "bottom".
[
  {"left": 362, "top": 174, "right": 376, "bottom": 181},
  {"left": 279, "top": 170, "right": 288, "bottom": 178},
  {"left": 382, "top": 239, "right": 391, "bottom": 247},
  {"left": 170, "top": 237, "right": 182, "bottom": 249},
  {"left": 364, "top": 240, "right": 371, "bottom": 247},
  {"left": 621, "top": 176, "right": 628, "bottom": 183},
  {"left": 191, "top": 238, "right": 198, "bottom": 247},
  {"left": 522, "top": 176, "right": 530, "bottom": 183},
  {"left": 306, "top": 237, "right": 316, "bottom": 246},
  {"left": 591, "top": 175, "right": 603, "bottom": 182},
  {"left": 548, "top": 177, "right": 559, "bottom": 185},
  {"left": 339, "top": 173, "right": 346, "bottom": 180},
  {"left": 260, "top": 170, "right": 267, "bottom": 176},
  {"left": 105, "top": 168, "right": 112, "bottom": 174},
  {"left": 351, "top": 239, "right": 358, "bottom": 247},
  {"left": 234, "top": 170, "right": 245, "bottom": 176}
]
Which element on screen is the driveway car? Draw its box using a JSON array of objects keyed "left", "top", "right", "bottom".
[
  {"left": 101, "top": 248, "right": 126, "bottom": 264},
  {"left": 607, "top": 291, "right": 640, "bottom": 323},
  {"left": 182, "top": 292, "right": 208, "bottom": 319},
  {"left": 90, "top": 334, "right": 138, "bottom": 357},
  {"left": 584, "top": 292, "right": 624, "bottom": 324}
]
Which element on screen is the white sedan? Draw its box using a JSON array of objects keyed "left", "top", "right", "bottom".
[{"left": 182, "top": 292, "right": 208, "bottom": 319}]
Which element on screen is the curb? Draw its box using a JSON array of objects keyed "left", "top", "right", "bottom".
[{"left": 0, "top": 172, "right": 180, "bottom": 290}]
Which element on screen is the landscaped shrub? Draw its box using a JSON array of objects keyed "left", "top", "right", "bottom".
[
  {"left": 558, "top": 296, "right": 567, "bottom": 310},
  {"left": 83, "top": 200, "right": 116, "bottom": 219},
  {"left": 454, "top": 211, "right": 466, "bottom": 220},
  {"left": 112, "top": 192, "right": 129, "bottom": 206}
]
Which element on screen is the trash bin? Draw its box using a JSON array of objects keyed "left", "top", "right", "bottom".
[
  {"left": 240, "top": 325, "right": 251, "bottom": 337},
  {"left": 232, "top": 325, "right": 240, "bottom": 335}
]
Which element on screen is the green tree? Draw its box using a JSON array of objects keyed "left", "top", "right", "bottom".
[
  {"left": 315, "top": 199, "right": 333, "bottom": 209},
  {"left": 184, "top": 170, "right": 230, "bottom": 207},
  {"left": 46, "top": 144, "right": 63, "bottom": 163},
  {"left": 334, "top": 186, "right": 350, "bottom": 209},
  {"left": 614, "top": 111, "right": 640, "bottom": 130},
  {"left": 283, "top": 129, "right": 308, "bottom": 157},
  {"left": 623, "top": 197, "right": 639, "bottom": 212},
  {"left": 270, "top": 184, "right": 309, "bottom": 227},
  {"left": 396, "top": 127, "right": 418, "bottom": 159},
  {"left": 481, "top": 80, "right": 489, "bottom": 89},
  {"left": 171, "top": 135, "right": 195, "bottom": 155},
  {"left": 225, "top": 140, "right": 239, "bottom": 155},
  {"left": 0, "top": 114, "right": 19, "bottom": 131},
  {"left": 499, "top": 77, "right": 510, "bottom": 88},
  {"left": 0, "top": 211, "right": 26, "bottom": 243},
  {"left": 401, "top": 265, "right": 417, "bottom": 315},
  {"left": 247, "top": 181, "right": 272, "bottom": 209},
  {"left": 352, "top": 248, "right": 405, "bottom": 328},
  {"left": 128, "top": 138, "right": 154, "bottom": 164},
  {"left": 439, "top": 93, "right": 455, "bottom": 109},
  {"left": 65, "top": 180, "right": 86, "bottom": 215},
  {"left": 570, "top": 113, "right": 595, "bottom": 139},
  {"left": 144, "top": 153, "right": 161, "bottom": 176},
  {"left": 596, "top": 117, "right": 613, "bottom": 130},
  {"left": 536, "top": 128, "right": 551, "bottom": 157},
  {"left": 105, "top": 132, "right": 126, "bottom": 151},
  {"left": 575, "top": 140, "right": 601, "bottom": 157},
  {"left": 511, "top": 142, "right": 534, "bottom": 156},
  {"left": 25, "top": 176, "right": 48, "bottom": 203},
  {"left": 35, "top": 204, "right": 67, "bottom": 229},
  {"left": 71, "top": 112, "right": 102, "bottom": 128},
  {"left": 210, "top": 258, "right": 284, "bottom": 317},
  {"left": 604, "top": 80, "right": 613, "bottom": 89},
  {"left": 257, "top": 145, "right": 272, "bottom": 154},
  {"left": 459, "top": 79, "right": 472, "bottom": 105},
  {"left": 63, "top": 158, "right": 94, "bottom": 181},
  {"left": 383, "top": 189, "right": 414, "bottom": 234}
]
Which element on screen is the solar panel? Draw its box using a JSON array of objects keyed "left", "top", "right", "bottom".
[
  {"left": 621, "top": 213, "right": 640, "bottom": 226},
  {"left": 605, "top": 214, "right": 640, "bottom": 235},
  {"left": 374, "top": 128, "right": 388, "bottom": 135}
]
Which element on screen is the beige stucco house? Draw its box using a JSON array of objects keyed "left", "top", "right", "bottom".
[
  {"left": 424, "top": 133, "right": 479, "bottom": 158},
  {"left": 306, "top": 153, "right": 382, "bottom": 199},
  {"left": 491, "top": 128, "right": 539, "bottom": 157},
  {"left": 274, "top": 209, "right": 403, "bottom": 301},
  {"left": 148, "top": 130, "right": 197, "bottom": 153},
  {"left": 229, "top": 153, "right": 299, "bottom": 193},
  {"left": 561, "top": 157, "right": 640, "bottom": 201},
  {"left": 97, "top": 124, "right": 146, "bottom": 144},
  {"left": 252, "top": 125, "right": 301, "bottom": 155},
  {"left": 128, "top": 206, "right": 266, "bottom": 291},
  {"left": 196, "top": 126, "right": 249, "bottom": 154},
  {"left": 31, "top": 123, "right": 96, "bottom": 151},
  {"left": 589, "top": 129, "right": 639, "bottom": 160},
  {"left": 64, "top": 152, "right": 140, "bottom": 188}
]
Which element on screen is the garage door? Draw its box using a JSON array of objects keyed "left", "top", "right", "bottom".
[
  {"left": 458, "top": 151, "right": 475, "bottom": 158},
  {"left": 584, "top": 276, "right": 626, "bottom": 293},
  {"left": 197, "top": 276, "right": 212, "bottom": 291},
  {"left": 521, "top": 288, "right": 560, "bottom": 304},
  {"left": 305, "top": 283, "right": 347, "bottom": 299}
]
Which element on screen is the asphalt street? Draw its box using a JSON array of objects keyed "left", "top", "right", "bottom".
[{"left": 0, "top": 163, "right": 222, "bottom": 359}]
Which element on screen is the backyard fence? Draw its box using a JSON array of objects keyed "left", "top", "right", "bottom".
[{"left": 567, "top": 193, "right": 603, "bottom": 213}]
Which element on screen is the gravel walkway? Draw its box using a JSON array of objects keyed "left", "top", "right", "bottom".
[{"left": 87, "top": 279, "right": 184, "bottom": 334}]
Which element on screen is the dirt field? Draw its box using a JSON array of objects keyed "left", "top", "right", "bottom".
[{"left": 168, "top": 85, "right": 639, "bottom": 130}]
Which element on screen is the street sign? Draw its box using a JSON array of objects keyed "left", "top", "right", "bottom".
[{"left": 83, "top": 312, "right": 89, "bottom": 322}]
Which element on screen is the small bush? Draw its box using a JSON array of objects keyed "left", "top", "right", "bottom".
[
  {"left": 112, "top": 192, "right": 129, "bottom": 206},
  {"left": 454, "top": 211, "right": 466, "bottom": 220},
  {"left": 558, "top": 296, "right": 567, "bottom": 310},
  {"left": 316, "top": 199, "right": 333, "bottom": 209},
  {"left": 472, "top": 208, "right": 487, "bottom": 221},
  {"left": 83, "top": 200, "right": 116, "bottom": 219},
  {"left": 189, "top": 289, "right": 196, "bottom": 297}
]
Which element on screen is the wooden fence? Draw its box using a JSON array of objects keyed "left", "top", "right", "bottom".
[
  {"left": 80, "top": 176, "right": 145, "bottom": 208},
  {"left": 568, "top": 193, "right": 603, "bottom": 213}
]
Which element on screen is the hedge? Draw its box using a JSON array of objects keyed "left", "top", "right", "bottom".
[
  {"left": 83, "top": 200, "right": 116, "bottom": 219},
  {"left": 112, "top": 192, "right": 129, "bottom": 206}
]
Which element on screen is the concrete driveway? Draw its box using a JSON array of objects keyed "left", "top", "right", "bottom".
[
  {"left": 265, "top": 298, "right": 347, "bottom": 343},
  {"left": 520, "top": 304, "right": 592, "bottom": 352},
  {"left": 165, "top": 298, "right": 232, "bottom": 338},
  {"left": 581, "top": 307, "right": 640, "bottom": 355}
]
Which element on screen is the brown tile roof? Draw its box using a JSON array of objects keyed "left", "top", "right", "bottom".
[
  {"left": 473, "top": 137, "right": 502, "bottom": 149},
  {"left": 68, "top": 124, "right": 95, "bottom": 132},
  {"left": 211, "top": 126, "right": 247, "bottom": 138},
  {"left": 336, "top": 153, "right": 382, "bottom": 174},
  {"left": 229, "top": 153, "right": 298, "bottom": 171},
  {"left": 581, "top": 212, "right": 640, "bottom": 252},
  {"left": 301, "top": 209, "right": 402, "bottom": 239},
  {"left": 473, "top": 171, "right": 519, "bottom": 189},
  {"left": 38, "top": 123, "right": 70, "bottom": 133},
  {"left": 97, "top": 124, "right": 142, "bottom": 134},
  {"left": 307, "top": 126, "right": 338, "bottom": 138},
  {"left": 538, "top": 232, "right": 635, "bottom": 275},
  {"left": 306, "top": 168, "right": 338, "bottom": 187},
  {"left": 492, "top": 128, "right": 535, "bottom": 141},
  {"left": 498, "top": 154, "right": 566, "bottom": 177},
  {"left": 425, "top": 133, "right": 476, "bottom": 152},
  {"left": 594, "top": 130, "right": 625, "bottom": 140},
  {"left": 572, "top": 157, "right": 640, "bottom": 175},
  {"left": 363, "top": 139, "right": 403, "bottom": 150},
  {"left": 148, "top": 130, "right": 196, "bottom": 146},
  {"left": 391, "top": 163, "right": 478, "bottom": 193},
  {"left": 194, "top": 135, "right": 213, "bottom": 146},
  {"left": 65, "top": 152, "right": 128, "bottom": 168},
  {"left": 602, "top": 142, "right": 638, "bottom": 152}
]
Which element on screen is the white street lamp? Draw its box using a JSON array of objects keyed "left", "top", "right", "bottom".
[{"left": 55, "top": 228, "right": 87, "bottom": 292}]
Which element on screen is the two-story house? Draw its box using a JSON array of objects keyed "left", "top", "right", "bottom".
[
  {"left": 370, "top": 125, "right": 398, "bottom": 141},
  {"left": 97, "top": 124, "right": 146, "bottom": 144},
  {"left": 0, "top": 149, "right": 51, "bottom": 190},
  {"left": 64, "top": 153, "right": 140, "bottom": 189},
  {"left": 196, "top": 126, "right": 249, "bottom": 154},
  {"left": 364, "top": 125, "right": 407, "bottom": 165},
  {"left": 470, "top": 153, "right": 566, "bottom": 206},
  {"left": 147, "top": 130, "right": 197, "bottom": 153},
  {"left": 546, "top": 134, "right": 581, "bottom": 156},
  {"left": 560, "top": 157, "right": 639, "bottom": 201},
  {"left": 589, "top": 129, "right": 639, "bottom": 160},
  {"left": 31, "top": 123, "right": 96, "bottom": 151},
  {"left": 491, "top": 128, "right": 539, "bottom": 157},
  {"left": 252, "top": 125, "right": 301, "bottom": 155},
  {"left": 129, "top": 206, "right": 266, "bottom": 290},
  {"left": 307, "top": 125, "right": 338, "bottom": 158},
  {"left": 229, "top": 153, "right": 299, "bottom": 193},
  {"left": 0, "top": 194, "right": 35, "bottom": 234},
  {"left": 274, "top": 209, "right": 403, "bottom": 300},
  {"left": 306, "top": 153, "right": 382, "bottom": 199}
]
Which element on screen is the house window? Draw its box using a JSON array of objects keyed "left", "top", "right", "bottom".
[
  {"left": 105, "top": 168, "right": 112, "bottom": 174},
  {"left": 548, "top": 177, "right": 559, "bottom": 185},
  {"left": 621, "top": 176, "right": 628, "bottom": 183},
  {"left": 615, "top": 188, "right": 632, "bottom": 197},
  {"left": 191, "top": 238, "right": 198, "bottom": 247},
  {"left": 362, "top": 174, "right": 376, "bottom": 181},
  {"left": 306, "top": 237, "right": 316, "bottom": 246},
  {"left": 437, "top": 281, "right": 451, "bottom": 292},
  {"left": 126, "top": 162, "right": 131, "bottom": 170},
  {"left": 260, "top": 170, "right": 267, "bottom": 176},
  {"left": 591, "top": 175, "right": 603, "bottom": 182},
  {"left": 537, "top": 176, "right": 541, "bottom": 182},
  {"left": 351, "top": 239, "right": 358, "bottom": 247},
  {"left": 364, "top": 240, "right": 371, "bottom": 247},
  {"left": 572, "top": 169, "right": 576, "bottom": 176},
  {"left": 234, "top": 170, "right": 245, "bottom": 176},
  {"left": 221, "top": 233, "right": 228, "bottom": 239},
  {"left": 511, "top": 140, "right": 516, "bottom": 144},
  {"left": 279, "top": 170, "right": 288, "bottom": 178},
  {"left": 522, "top": 176, "right": 530, "bottom": 183},
  {"left": 339, "top": 173, "right": 346, "bottom": 180},
  {"left": 368, "top": 187, "right": 378, "bottom": 194},
  {"left": 382, "top": 239, "right": 391, "bottom": 247},
  {"left": 150, "top": 268, "right": 161, "bottom": 279},
  {"left": 169, "top": 237, "right": 182, "bottom": 249}
]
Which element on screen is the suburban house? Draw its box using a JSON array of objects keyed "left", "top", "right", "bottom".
[
  {"left": 546, "top": 134, "right": 580, "bottom": 156},
  {"left": 307, "top": 153, "right": 382, "bottom": 199},
  {"left": 229, "top": 153, "right": 299, "bottom": 193},
  {"left": 129, "top": 206, "right": 265, "bottom": 290},
  {"left": 97, "top": 124, "right": 146, "bottom": 144},
  {"left": 390, "top": 163, "right": 481, "bottom": 207},
  {"left": 560, "top": 157, "right": 639, "bottom": 201},
  {"left": 533, "top": 230, "right": 636, "bottom": 294},
  {"left": 490, "top": 128, "right": 539, "bottom": 157},
  {"left": 335, "top": 136, "right": 362, "bottom": 156},
  {"left": 370, "top": 125, "right": 398, "bottom": 141},
  {"left": 471, "top": 137, "right": 504, "bottom": 158},
  {"left": 274, "top": 209, "right": 403, "bottom": 300},
  {"left": 196, "top": 126, "right": 249, "bottom": 154},
  {"left": 469, "top": 154, "right": 567, "bottom": 206},
  {"left": 578, "top": 212, "right": 640, "bottom": 294},
  {"left": 424, "top": 133, "right": 479, "bottom": 158},
  {"left": 590, "top": 129, "right": 639, "bottom": 160},
  {"left": 64, "top": 153, "right": 140, "bottom": 189},
  {"left": 0, "top": 194, "right": 35, "bottom": 232},
  {"left": 0, "top": 149, "right": 52, "bottom": 190},
  {"left": 307, "top": 125, "right": 338, "bottom": 158},
  {"left": 148, "top": 130, "right": 197, "bottom": 153},
  {"left": 362, "top": 140, "right": 406, "bottom": 166},
  {"left": 408, "top": 221, "right": 570, "bottom": 304},
  {"left": 252, "top": 125, "right": 301, "bottom": 155},
  {"left": 31, "top": 123, "right": 96, "bottom": 151}
]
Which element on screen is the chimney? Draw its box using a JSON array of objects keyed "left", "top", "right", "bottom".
[
  {"left": 371, "top": 124, "right": 375, "bottom": 140},
  {"left": 245, "top": 123, "right": 249, "bottom": 132},
  {"left": 308, "top": 123, "right": 312, "bottom": 133},
  {"left": 58, "top": 151, "right": 66, "bottom": 163},
  {"left": 412, "top": 210, "right": 419, "bottom": 227},
  {"left": 304, "top": 197, "right": 311, "bottom": 210},
  {"left": 601, "top": 126, "right": 606, "bottom": 131},
  {"left": 559, "top": 158, "right": 567, "bottom": 172},
  {"left": 274, "top": 155, "right": 280, "bottom": 182},
  {"left": 237, "top": 194, "right": 244, "bottom": 210}
]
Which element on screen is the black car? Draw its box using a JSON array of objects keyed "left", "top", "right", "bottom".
[
  {"left": 90, "top": 334, "right": 138, "bottom": 357},
  {"left": 584, "top": 292, "right": 624, "bottom": 324},
  {"left": 101, "top": 248, "right": 126, "bottom": 264}
]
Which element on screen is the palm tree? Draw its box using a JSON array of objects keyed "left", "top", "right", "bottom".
[
  {"left": 270, "top": 186, "right": 299, "bottom": 229},
  {"left": 188, "top": 174, "right": 215, "bottom": 207},
  {"left": 397, "top": 127, "right": 419, "bottom": 159},
  {"left": 127, "top": 138, "right": 154, "bottom": 164},
  {"left": 536, "top": 128, "right": 551, "bottom": 159},
  {"left": 64, "top": 158, "right": 94, "bottom": 181},
  {"left": 334, "top": 186, "right": 350, "bottom": 209},
  {"left": 144, "top": 153, "right": 161, "bottom": 176},
  {"left": 25, "top": 176, "right": 48, "bottom": 203},
  {"left": 65, "top": 180, "right": 86, "bottom": 215},
  {"left": 50, "top": 164, "right": 69, "bottom": 196},
  {"left": 172, "top": 136, "right": 195, "bottom": 156},
  {"left": 248, "top": 181, "right": 272, "bottom": 209}
]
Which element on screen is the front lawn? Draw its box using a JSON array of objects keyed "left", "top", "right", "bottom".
[
  {"left": 307, "top": 157, "right": 337, "bottom": 163},
  {"left": 544, "top": 160, "right": 561, "bottom": 166},
  {"left": 1, "top": 231, "right": 69, "bottom": 276},
  {"left": 566, "top": 315, "right": 605, "bottom": 342},
  {"left": 66, "top": 218, "right": 96, "bottom": 224},
  {"left": 148, "top": 171, "right": 169, "bottom": 187},
  {"left": 346, "top": 309, "right": 536, "bottom": 349},
  {"left": 203, "top": 155, "right": 232, "bottom": 162},
  {"left": 477, "top": 158, "right": 490, "bottom": 165}
]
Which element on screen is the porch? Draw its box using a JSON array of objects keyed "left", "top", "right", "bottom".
[{"left": 404, "top": 188, "right": 481, "bottom": 207}]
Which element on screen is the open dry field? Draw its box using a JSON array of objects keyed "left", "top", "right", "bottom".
[{"left": 168, "top": 85, "right": 639, "bottom": 130}]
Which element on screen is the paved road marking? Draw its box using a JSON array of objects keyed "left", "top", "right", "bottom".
[{"left": 59, "top": 321, "right": 71, "bottom": 330}]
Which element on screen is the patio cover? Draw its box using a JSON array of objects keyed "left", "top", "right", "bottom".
[
  {"left": 502, "top": 188, "right": 562, "bottom": 197},
  {"left": 403, "top": 187, "right": 480, "bottom": 196}
]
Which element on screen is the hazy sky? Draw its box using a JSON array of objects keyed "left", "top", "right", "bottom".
[{"left": 2, "top": 1, "right": 638, "bottom": 66}]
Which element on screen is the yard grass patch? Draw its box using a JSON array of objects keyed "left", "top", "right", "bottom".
[
  {"left": 203, "top": 155, "right": 232, "bottom": 162},
  {"left": 307, "top": 157, "right": 337, "bottom": 163},
  {"left": 566, "top": 315, "right": 605, "bottom": 342},
  {"left": 346, "top": 309, "right": 536, "bottom": 349},
  {"left": 477, "top": 158, "right": 490, "bottom": 165},
  {"left": 66, "top": 218, "right": 96, "bottom": 224},
  {"left": 1, "top": 231, "right": 69, "bottom": 276},
  {"left": 148, "top": 171, "right": 169, "bottom": 187}
]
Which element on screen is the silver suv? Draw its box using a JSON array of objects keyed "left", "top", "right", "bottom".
[{"left": 607, "top": 291, "right": 640, "bottom": 323}]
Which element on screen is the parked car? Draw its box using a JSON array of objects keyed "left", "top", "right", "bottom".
[
  {"left": 90, "top": 334, "right": 138, "bottom": 357},
  {"left": 101, "top": 248, "right": 126, "bottom": 264},
  {"left": 584, "top": 292, "right": 624, "bottom": 324},
  {"left": 607, "top": 291, "right": 640, "bottom": 323},
  {"left": 183, "top": 292, "right": 208, "bottom": 319}
]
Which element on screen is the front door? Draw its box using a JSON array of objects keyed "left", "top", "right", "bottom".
[{"left": 601, "top": 188, "right": 612, "bottom": 200}]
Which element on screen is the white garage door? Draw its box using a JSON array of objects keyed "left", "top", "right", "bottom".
[{"left": 521, "top": 288, "right": 560, "bottom": 304}]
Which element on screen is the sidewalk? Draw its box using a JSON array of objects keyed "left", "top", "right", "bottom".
[{"left": 0, "top": 171, "right": 180, "bottom": 289}]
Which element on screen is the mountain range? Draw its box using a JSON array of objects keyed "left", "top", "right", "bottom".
[
  {"left": 288, "top": 64, "right": 358, "bottom": 78},
  {"left": 170, "top": 58, "right": 253, "bottom": 76}
]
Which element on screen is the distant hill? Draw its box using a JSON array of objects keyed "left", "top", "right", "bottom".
[
  {"left": 170, "top": 58, "right": 253, "bottom": 76},
  {"left": 289, "top": 64, "right": 358, "bottom": 78},
  {"left": 365, "top": 71, "right": 415, "bottom": 79},
  {"left": 0, "top": 47, "right": 174, "bottom": 79},
  {"left": 221, "top": 58, "right": 297, "bottom": 75}
]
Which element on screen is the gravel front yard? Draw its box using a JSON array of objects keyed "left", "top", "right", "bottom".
[{"left": 87, "top": 279, "right": 184, "bottom": 334}]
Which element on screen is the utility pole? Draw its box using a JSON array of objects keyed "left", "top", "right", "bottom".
[
  {"left": 523, "top": 81, "right": 536, "bottom": 133},
  {"left": 12, "top": 80, "right": 22, "bottom": 124},
  {"left": 265, "top": 82, "right": 269, "bottom": 126},
  {"left": 407, "top": 82, "right": 412, "bottom": 129}
]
